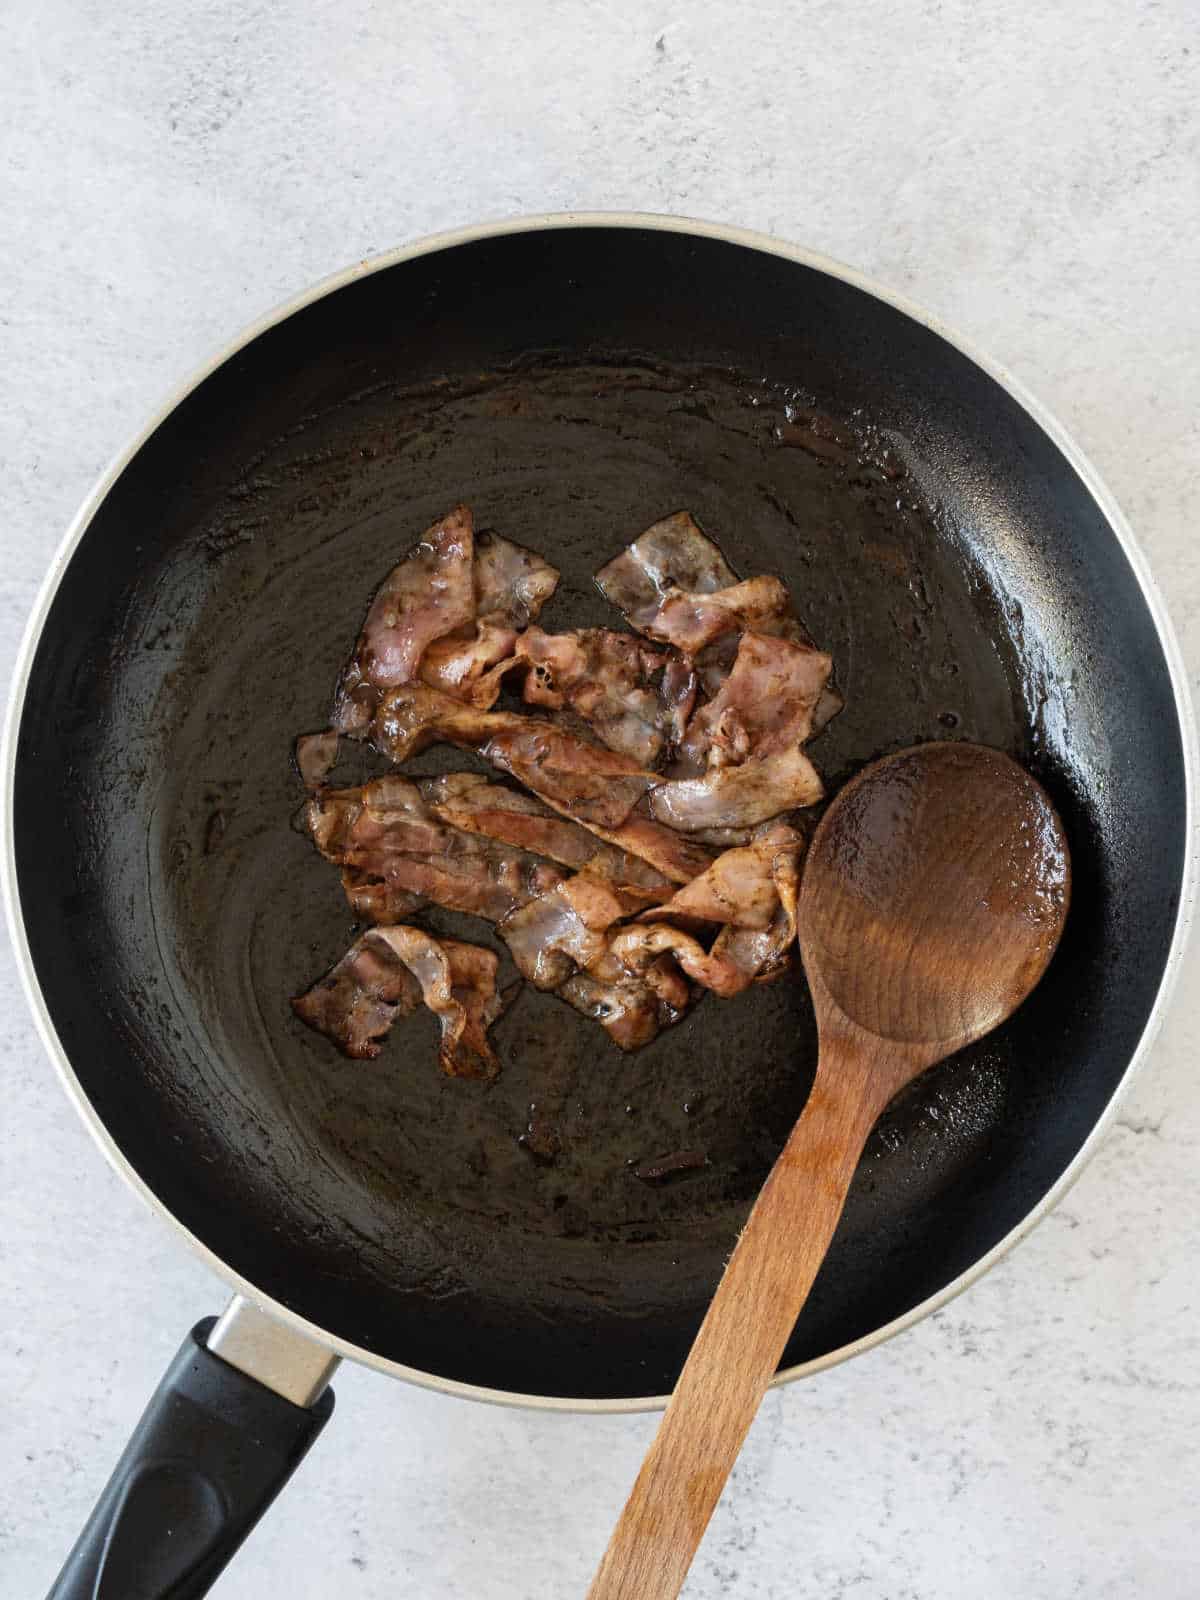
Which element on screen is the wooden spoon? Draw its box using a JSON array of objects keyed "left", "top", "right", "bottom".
[{"left": 586, "top": 742, "right": 1070, "bottom": 1600}]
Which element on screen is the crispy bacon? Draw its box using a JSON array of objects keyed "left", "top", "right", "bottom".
[
  {"left": 421, "top": 773, "right": 674, "bottom": 893},
  {"left": 473, "top": 529, "right": 560, "bottom": 626},
  {"left": 372, "top": 685, "right": 713, "bottom": 882},
  {"left": 640, "top": 575, "right": 792, "bottom": 654},
  {"left": 332, "top": 505, "right": 476, "bottom": 734},
  {"left": 436, "top": 939, "right": 514, "bottom": 1079},
  {"left": 308, "top": 777, "right": 443, "bottom": 857},
  {"left": 473, "top": 728, "right": 652, "bottom": 828},
  {"left": 597, "top": 514, "right": 792, "bottom": 653},
  {"left": 638, "top": 823, "right": 803, "bottom": 929},
  {"left": 607, "top": 924, "right": 749, "bottom": 998},
  {"left": 682, "top": 823, "right": 758, "bottom": 848},
  {"left": 676, "top": 633, "right": 833, "bottom": 775},
  {"left": 305, "top": 778, "right": 562, "bottom": 924},
  {"left": 293, "top": 926, "right": 510, "bottom": 1076},
  {"left": 413, "top": 530, "right": 560, "bottom": 710},
  {"left": 711, "top": 832, "right": 801, "bottom": 984},
  {"left": 295, "top": 730, "right": 339, "bottom": 789},
  {"left": 353, "top": 850, "right": 559, "bottom": 925},
  {"left": 694, "top": 620, "right": 843, "bottom": 740},
  {"left": 515, "top": 626, "right": 696, "bottom": 764},
  {"left": 622, "top": 820, "right": 802, "bottom": 997},
  {"left": 374, "top": 684, "right": 657, "bottom": 828},
  {"left": 595, "top": 511, "right": 737, "bottom": 627},
  {"left": 340, "top": 869, "right": 427, "bottom": 925},
  {"left": 649, "top": 744, "right": 823, "bottom": 833},
  {"left": 503, "top": 866, "right": 698, "bottom": 1049},
  {"left": 559, "top": 946, "right": 690, "bottom": 1051},
  {"left": 418, "top": 618, "right": 519, "bottom": 710},
  {"left": 291, "top": 929, "right": 422, "bottom": 1058},
  {"left": 297, "top": 501, "right": 842, "bottom": 1071},
  {"left": 640, "top": 951, "right": 692, "bottom": 1012},
  {"left": 599, "top": 514, "right": 842, "bottom": 749},
  {"left": 499, "top": 873, "right": 653, "bottom": 990},
  {"left": 694, "top": 632, "right": 740, "bottom": 702},
  {"left": 561, "top": 809, "right": 715, "bottom": 886}
]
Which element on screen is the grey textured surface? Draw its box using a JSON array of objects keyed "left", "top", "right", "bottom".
[{"left": 2, "top": 3, "right": 1198, "bottom": 1596}]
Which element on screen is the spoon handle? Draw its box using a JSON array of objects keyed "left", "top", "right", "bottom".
[{"left": 585, "top": 1062, "right": 884, "bottom": 1600}]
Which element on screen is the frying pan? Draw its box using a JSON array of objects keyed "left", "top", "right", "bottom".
[{"left": 6, "top": 214, "right": 1193, "bottom": 1598}]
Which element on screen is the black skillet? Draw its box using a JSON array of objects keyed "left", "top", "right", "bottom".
[{"left": 6, "top": 217, "right": 1192, "bottom": 1598}]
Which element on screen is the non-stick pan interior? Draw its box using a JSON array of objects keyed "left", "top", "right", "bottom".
[{"left": 14, "top": 226, "right": 1186, "bottom": 1398}]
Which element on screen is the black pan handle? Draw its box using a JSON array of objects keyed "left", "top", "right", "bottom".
[{"left": 48, "top": 1312, "right": 336, "bottom": 1600}]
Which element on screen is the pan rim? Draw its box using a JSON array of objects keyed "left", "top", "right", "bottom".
[{"left": 4, "top": 209, "right": 1196, "bottom": 1414}]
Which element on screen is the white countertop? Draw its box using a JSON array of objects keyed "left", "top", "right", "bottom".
[{"left": 3, "top": 4, "right": 1198, "bottom": 1595}]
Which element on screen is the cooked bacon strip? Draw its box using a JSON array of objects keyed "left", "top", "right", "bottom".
[
  {"left": 711, "top": 920, "right": 791, "bottom": 986},
  {"left": 292, "top": 929, "right": 422, "bottom": 1058},
  {"left": 811, "top": 680, "right": 845, "bottom": 737},
  {"left": 559, "top": 969, "right": 660, "bottom": 1051},
  {"left": 660, "top": 657, "right": 698, "bottom": 743},
  {"left": 354, "top": 851, "right": 559, "bottom": 925},
  {"left": 558, "top": 947, "right": 690, "bottom": 1051},
  {"left": 500, "top": 873, "right": 653, "bottom": 990},
  {"left": 637, "top": 823, "right": 803, "bottom": 929},
  {"left": 595, "top": 511, "right": 737, "bottom": 628},
  {"left": 308, "top": 777, "right": 444, "bottom": 858},
  {"left": 694, "top": 620, "right": 843, "bottom": 740},
  {"left": 413, "top": 531, "right": 560, "bottom": 710},
  {"left": 373, "top": 692, "right": 710, "bottom": 884},
  {"left": 504, "top": 867, "right": 697, "bottom": 1046},
  {"left": 421, "top": 773, "right": 674, "bottom": 893},
  {"left": 556, "top": 808, "right": 715, "bottom": 887},
  {"left": 515, "top": 627, "right": 696, "bottom": 764},
  {"left": 711, "top": 832, "right": 801, "bottom": 984},
  {"left": 649, "top": 744, "right": 823, "bottom": 832},
  {"left": 641, "top": 574, "right": 792, "bottom": 654},
  {"left": 293, "top": 926, "right": 510, "bottom": 1077},
  {"left": 676, "top": 633, "right": 833, "bottom": 775},
  {"left": 683, "top": 823, "right": 758, "bottom": 848},
  {"left": 420, "top": 772, "right": 529, "bottom": 809},
  {"left": 437, "top": 785, "right": 715, "bottom": 885},
  {"left": 473, "top": 529, "right": 560, "bottom": 625},
  {"left": 374, "top": 684, "right": 656, "bottom": 828},
  {"left": 456, "top": 802, "right": 712, "bottom": 887},
  {"left": 305, "top": 778, "right": 562, "bottom": 924},
  {"left": 436, "top": 938, "right": 514, "bottom": 1079},
  {"left": 598, "top": 517, "right": 791, "bottom": 655},
  {"left": 640, "top": 951, "right": 692, "bottom": 1012},
  {"left": 295, "top": 730, "right": 340, "bottom": 789},
  {"left": 340, "top": 870, "right": 426, "bottom": 925},
  {"left": 693, "top": 632, "right": 740, "bottom": 702},
  {"left": 418, "top": 617, "right": 519, "bottom": 710},
  {"left": 608, "top": 924, "right": 749, "bottom": 999},
  {"left": 484, "top": 731, "right": 655, "bottom": 830},
  {"left": 499, "top": 897, "right": 577, "bottom": 991},
  {"left": 332, "top": 505, "right": 476, "bottom": 734},
  {"left": 599, "top": 513, "right": 841, "bottom": 747}
]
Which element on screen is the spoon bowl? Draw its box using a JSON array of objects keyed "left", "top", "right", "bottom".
[{"left": 802, "top": 741, "right": 1070, "bottom": 1049}]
